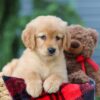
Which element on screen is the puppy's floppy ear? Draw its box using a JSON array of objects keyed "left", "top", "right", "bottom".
[
  {"left": 63, "top": 31, "right": 71, "bottom": 51},
  {"left": 22, "top": 23, "right": 35, "bottom": 50}
]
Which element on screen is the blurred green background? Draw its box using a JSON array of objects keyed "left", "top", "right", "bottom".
[
  {"left": 1, "top": 0, "right": 100, "bottom": 69},
  {"left": 0, "top": 0, "right": 100, "bottom": 99},
  {"left": 0, "top": 0, "right": 82, "bottom": 70}
]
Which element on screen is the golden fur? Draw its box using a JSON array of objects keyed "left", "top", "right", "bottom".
[{"left": 2, "top": 16, "right": 70, "bottom": 97}]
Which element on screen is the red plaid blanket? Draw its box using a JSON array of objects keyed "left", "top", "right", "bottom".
[{"left": 2, "top": 76, "right": 95, "bottom": 100}]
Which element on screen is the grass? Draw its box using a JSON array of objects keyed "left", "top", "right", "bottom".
[{"left": 96, "top": 97, "right": 100, "bottom": 100}]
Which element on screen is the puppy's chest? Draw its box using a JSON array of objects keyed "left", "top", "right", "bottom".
[
  {"left": 38, "top": 63, "right": 56, "bottom": 80},
  {"left": 39, "top": 66, "right": 50, "bottom": 80}
]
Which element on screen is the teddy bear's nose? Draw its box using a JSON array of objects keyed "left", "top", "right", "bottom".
[{"left": 71, "top": 41, "right": 80, "bottom": 48}]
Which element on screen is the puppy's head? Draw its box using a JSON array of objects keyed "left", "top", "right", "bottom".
[{"left": 22, "top": 16, "right": 70, "bottom": 59}]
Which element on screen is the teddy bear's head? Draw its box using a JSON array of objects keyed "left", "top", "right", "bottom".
[{"left": 65, "top": 25, "right": 98, "bottom": 58}]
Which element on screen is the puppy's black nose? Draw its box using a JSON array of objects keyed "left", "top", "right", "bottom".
[
  {"left": 71, "top": 41, "right": 80, "bottom": 48},
  {"left": 48, "top": 48, "right": 56, "bottom": 55}
]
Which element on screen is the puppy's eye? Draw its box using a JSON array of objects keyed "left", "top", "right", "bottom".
[
  {"left": 56, "top": 36, "right": 61, "bottom": 41},
  {"left": 40, "top": 35, "right": 46, "bottom": 40}
]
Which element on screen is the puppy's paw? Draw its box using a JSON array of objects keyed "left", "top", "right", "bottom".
[
  {"left": 26, "top": 80, "right": 42, "bottom": 98},
  {"left": 43, "top": 75, "right": 62, "bottom": 93}
]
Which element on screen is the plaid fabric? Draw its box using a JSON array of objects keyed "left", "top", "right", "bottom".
[{"left": 2, "top": 76, "right": 95, "bottom": 100}]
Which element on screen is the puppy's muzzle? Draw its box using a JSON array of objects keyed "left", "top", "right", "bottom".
[{"left": 48, "top": 47, "right": 56, "bottom": 56}]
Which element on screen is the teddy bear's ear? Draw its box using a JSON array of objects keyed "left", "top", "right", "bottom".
[
  {"left": 22, "top": 23, "right": 36, "bottom": 50},
  {"left": 88, "top": 28, "right": 99, "bottom": 45}
]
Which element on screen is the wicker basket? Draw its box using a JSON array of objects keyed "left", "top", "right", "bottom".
[{"left": 0, "top": 73, "right": 11, "bottom": 100}]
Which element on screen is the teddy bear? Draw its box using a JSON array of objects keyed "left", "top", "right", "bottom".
[{"left": 64, "top": 25, "right": 100, "bottom": 96}]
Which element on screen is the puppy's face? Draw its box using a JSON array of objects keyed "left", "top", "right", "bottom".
[
  {"left": 35, "top": 31, "right": 64, "bottom": 58},
  {"left": 22, "top": 16, "right": 70, "bottom": 59}
]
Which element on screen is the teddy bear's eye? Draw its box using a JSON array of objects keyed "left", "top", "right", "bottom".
[
  {"left": 76, "top": 37, "right": 81, "bottom": 40},
  {"left": 56, "top": 36, "right": 62, "bottom": 41}
]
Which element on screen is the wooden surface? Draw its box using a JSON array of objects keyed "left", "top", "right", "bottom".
[{"left": 0, "top": 73, "right": 11, "bottom": 100}]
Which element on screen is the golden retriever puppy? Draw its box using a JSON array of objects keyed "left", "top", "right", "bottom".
[
  {"left": 2, "top": 59, "right": 18, "bottom": 76},
  {"left": 2, "top": 16, "right": 70, "bottom": 97}
]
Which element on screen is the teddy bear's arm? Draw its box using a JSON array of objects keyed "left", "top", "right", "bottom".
[{"left": 68, "top": 70, "right": 90, "bottom": 83}]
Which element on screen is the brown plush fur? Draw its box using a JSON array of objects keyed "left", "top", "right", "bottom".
[{"left": 65, "top": 25, "right": 100, "bottom": 96}]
